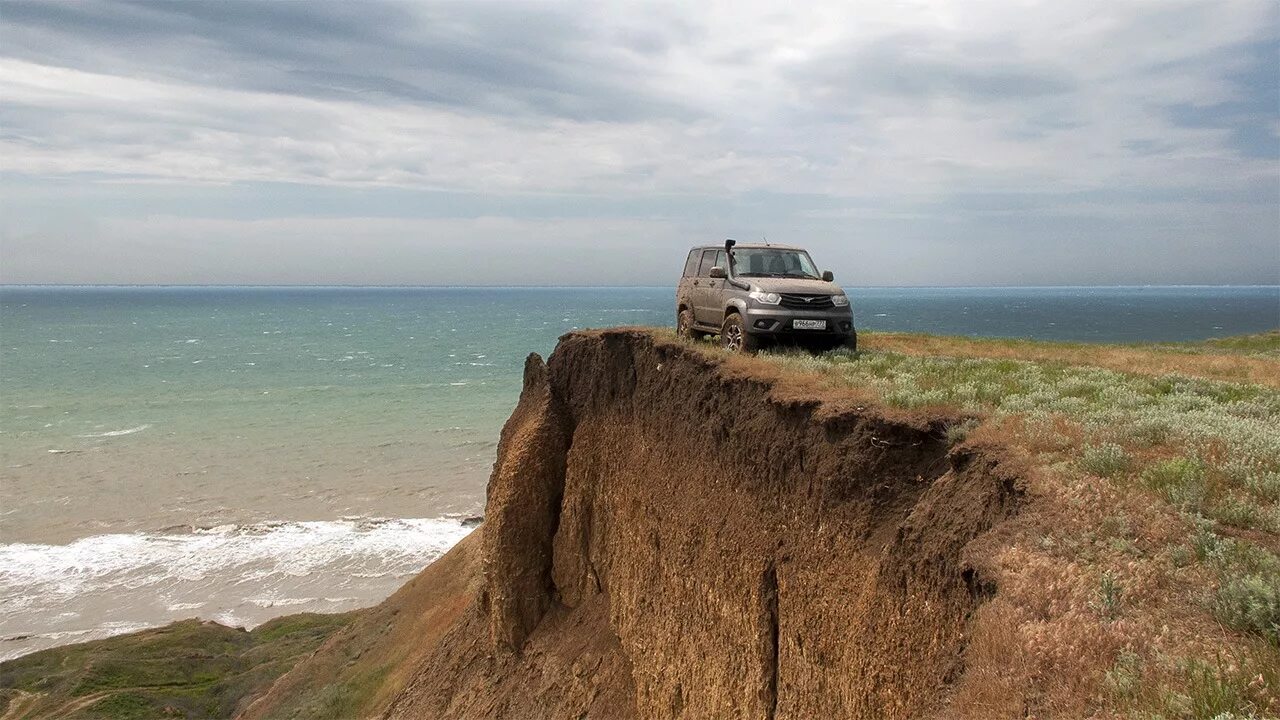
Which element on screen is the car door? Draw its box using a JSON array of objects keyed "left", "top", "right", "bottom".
[
  {"left": 693, "top": 249, "right": 728, "bottom": 327},
  {"left": 690, "top": 249, "right": 716, "bottom": 326}
]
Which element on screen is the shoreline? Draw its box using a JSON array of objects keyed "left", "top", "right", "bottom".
[{"left": 0, "top": 515, "right": 476, "bottom": 662}]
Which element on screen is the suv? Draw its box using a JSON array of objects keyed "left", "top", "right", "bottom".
[{"left": 676, "top": 240, "right": 856, "bottom": 352}]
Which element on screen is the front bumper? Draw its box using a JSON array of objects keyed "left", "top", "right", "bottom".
[{"left": 743, "top": 306, "right": 855, "bottom": 337}]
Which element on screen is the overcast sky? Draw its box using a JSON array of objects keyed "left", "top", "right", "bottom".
[{"left": 1, "top": 0, "right": 1277, "bottom": 286}]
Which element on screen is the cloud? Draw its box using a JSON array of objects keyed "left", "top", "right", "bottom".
[
  {"left": 0, "top": 0, "right": 698, "bottom": 121},
  {"left": 0, "top": 0, "right": 1276, "bottom": 284},
  {"left": 0, "top": 214, "right": 696, "bottom": 285}
]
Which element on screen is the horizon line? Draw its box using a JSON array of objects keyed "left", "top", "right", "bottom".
[{"left": 1, "top": 283, "right": 1279, "bottom": 291}]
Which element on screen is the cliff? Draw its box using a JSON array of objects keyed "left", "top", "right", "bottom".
[
  {"left": 9, "top": 329, "right": 1277, "bottom": 718},
  {"left": 248, "top": 329, "right": 1025, "bottom": 719}
]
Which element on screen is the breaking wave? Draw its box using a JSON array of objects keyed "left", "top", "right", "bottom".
[{"left": 0, "top": 517, "right": 474, "bottom": 660}]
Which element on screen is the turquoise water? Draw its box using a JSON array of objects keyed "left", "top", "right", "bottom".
[
  {"left": 1, "top": 287, "right": 674, "bottom": 539},
  {"left": 0, "top": 284, "right": 1276, "bottom": 658}
]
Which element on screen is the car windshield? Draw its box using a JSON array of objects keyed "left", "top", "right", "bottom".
[{"left": 731, "top": 249, "right": 820, "bottom": 279}]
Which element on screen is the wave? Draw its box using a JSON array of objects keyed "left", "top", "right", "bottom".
[
  {"left": 0, "top": 517, "right": 474, "bottom": 660},
  {"left": 0, "top": 517, "right": 471, "bottom": 593},
  {"left": 76, "top": 424, "right": 151, "bottom": 438}
]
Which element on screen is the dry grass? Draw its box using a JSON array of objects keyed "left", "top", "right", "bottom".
[
  {"left": 861, "top": 330, "right": 1280, "bottom": 388},
  {"left": 677, "top": 329, "right": 1280, "bottom": 718}
]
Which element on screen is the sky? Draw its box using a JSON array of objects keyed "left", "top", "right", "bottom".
[{"left": 0, "top": 0, "right": 1277, "bottom": 287}]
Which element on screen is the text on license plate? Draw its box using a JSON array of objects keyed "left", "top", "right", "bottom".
[{"left": 793, "top": 319, "right": 827, "bottom": 330}]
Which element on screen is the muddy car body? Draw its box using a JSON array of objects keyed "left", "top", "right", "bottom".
[{"left": 675, "top": 241, "right": 856, "bottom": 352}]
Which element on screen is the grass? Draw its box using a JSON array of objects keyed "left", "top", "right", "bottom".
[
  {"left": 0, "top": 613, "right": 352, "bottom": 719},
  {"left": 1170, "top": 331, "right": 1280, "bottom": 357},
  {"left": 761, "top": 340, "right": 1280, "bottom": 537},
  {"left": 1092, "top": 570, "right": 1124, "bottom": 620},
  {"left": 860, "top": 330, "right": 1280, "bottom": 387},
  {"left": 684, "top": 329, "right": 1280, "bottom": 717}
]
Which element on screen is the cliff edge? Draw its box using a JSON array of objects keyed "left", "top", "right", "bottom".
[
  {"left": 8, "top": 330, "right": 1277, "bottom": 718},
  {"left": 247, "top": 328, "right": 1024, "bottom": 719}
]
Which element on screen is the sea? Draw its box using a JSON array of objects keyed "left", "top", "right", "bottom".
[{"left": 1, "top": 285, "right": 1277, "bottom": 660}]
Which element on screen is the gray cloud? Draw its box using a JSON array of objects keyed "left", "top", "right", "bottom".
[
  {"left": 0, "top": 0, "right": 1276, "bottom": 285},
  {"left": 0, "top": 0, "right": 698, "bottom": 122},
  {"left": 796, "top": 34, "right": 1075, "bottom": 106}
]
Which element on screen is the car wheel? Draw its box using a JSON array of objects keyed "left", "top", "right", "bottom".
[
  {"left": 841, "top": 330, "right": 858, "bottom": 353},
  {"left": 677, "top": 309, "right": 705, "bottom": 340},
  {"left": 720, "top": 313, "right": 758, "bottom": 353}
]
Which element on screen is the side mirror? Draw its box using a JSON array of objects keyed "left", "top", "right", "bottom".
[
  {"left": 822, "top": 270, "right": 834, "bottom": 281},
  {"left": 709, "top": 266, "right": 727, "bottom": 279}
]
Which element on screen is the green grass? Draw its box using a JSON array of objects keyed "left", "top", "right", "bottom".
[
  {"left": 1102, "top": 648, "right": 1280, "bottom": 719},
  {"left": 1142, "top": 458, "right": 1209, "bottom": 511},
  {"left": 1164, "top": 331, "right": 1280, "bottom": 358},
  {"left": 0, "top": 613, "right": 353, "bottom": 719},
  {"left": 1092, "top": 570, "right": 1124, "bottom": 620}
]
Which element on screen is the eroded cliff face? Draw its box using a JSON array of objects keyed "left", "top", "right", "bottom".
[{"left": 379, "top": 329, "right": 1023, "bottom": 720}]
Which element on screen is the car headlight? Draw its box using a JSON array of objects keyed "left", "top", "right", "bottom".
[
  {"left": 748, "top": 290, "right": 781, "bottom": 305},
  {"left": 831, "top": 294, "right": 849, "bottom": 307}
]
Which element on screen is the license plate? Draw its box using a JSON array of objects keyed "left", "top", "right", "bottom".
[{"left": 793, "top": 319, "right": 827, "bottom": 330}]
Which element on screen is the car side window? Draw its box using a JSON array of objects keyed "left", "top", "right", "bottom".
[
  {"left": 715, "top": 250, "right": 727, "bottom": 273},
  {"left": 683, "top": 251, "right": 700, "bottom": 277},
  {"left": 697, "top": 249, "right": 717, "bottom": 277}
]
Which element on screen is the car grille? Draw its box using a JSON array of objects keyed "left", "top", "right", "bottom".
[{"left": 778, "top": 293, "right": 835, "bottom": 309}]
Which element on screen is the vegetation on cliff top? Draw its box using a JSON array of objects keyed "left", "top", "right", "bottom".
[{"left": 727, "top": 330, "right": 1280, "bottom": 718}]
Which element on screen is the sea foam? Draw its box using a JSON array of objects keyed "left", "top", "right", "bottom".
[
  {"left": 0, "top": 517, "right": 474, "bottom": 661},
  {"left": 76, "top": 424, "right": 152, "bottom": 438}
]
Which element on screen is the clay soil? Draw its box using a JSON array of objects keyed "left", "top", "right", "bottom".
[{"left": 249, "top": 329, "right": 1027, "bottom": 719}]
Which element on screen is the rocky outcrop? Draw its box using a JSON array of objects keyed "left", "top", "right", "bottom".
[{"left": 482, "top": 354, "right": 571, "bottom": 651}]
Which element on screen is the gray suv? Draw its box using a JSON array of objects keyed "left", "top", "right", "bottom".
[{"left": 676, "top": 240, "right": 856, "bottom": 352}]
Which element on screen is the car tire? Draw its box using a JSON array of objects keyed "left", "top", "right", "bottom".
[
  {"left": 720, "top": 313, "right": 758, "bottom": 353},
  {"left": 841, "top": 330, "right": 858, "bottom": 353},
  {"left": 677, "top": 309, "right": 705, "bottom": 340}
]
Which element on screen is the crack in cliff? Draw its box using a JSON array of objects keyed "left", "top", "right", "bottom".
[{"left": 761, "top": 561, "right": 780, "bottom": 720}]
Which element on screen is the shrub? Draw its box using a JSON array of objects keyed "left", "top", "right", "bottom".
[
  {"left": 1245, "top": 470, "right": 1280, "bottom": 502},
  {"left": 1214, "top": 573, "right": 1280, "bottom": 646},
  {"left": 1080, "top": 443, "right": 1132, "bottom": 478},
  {"left": 1130, "top": 416, "right": 1175, "bottom": 446},
  {"left": 1143, "top": 457, "right": 1208, "bottom": 511},
  {"left": 1104, "top": 649, "right": 1144, "bottom": 703},
  {"left": 1210, "top": 494, "right": 1261, "bottom": 530},
  {"left": 943, "top": 419, "right": 980, "bottom": 444},
  {"left": 1170, "top": 544, "right": 1194, "bottom": 568},
  {"left": 1192, "top": 517, "right": 1226, "bottom": 563}
]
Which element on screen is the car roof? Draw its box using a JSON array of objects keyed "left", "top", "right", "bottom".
[{"left": 690, "top": 243, "right": 806, "bottom": 251}]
